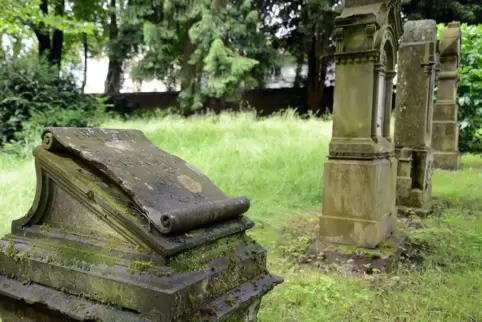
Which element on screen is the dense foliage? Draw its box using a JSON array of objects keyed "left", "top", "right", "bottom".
[
  {"left": 257, "top": 0, "right": 342, "bottom": 114},
  {"left": 130, "top": 0, "right": 278, "bottom": 112},
  {"left": 0, "top": 57, "right": 107, "bottom": 153},
  {"left": 457, "top": 24, "right": 482, "bottom": 153},
  {"left": 402, "top": 0, "right": 482, "bottom": 24},
  {"left": 0, "top": 1, "right": 481, "bottom": 153}
]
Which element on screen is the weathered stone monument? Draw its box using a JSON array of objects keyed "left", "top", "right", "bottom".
[
  {"left": 0, "top": 128, "right": 282, "bottom": 321},
  {"left": 320, "top": 0, "right": 403, "bottom": 247},
  {"left": 432, "top": 22, "right": 462, "bottom": 170},
  {"left": 394, "top": 20, "right": 437, "bottom": 216}
]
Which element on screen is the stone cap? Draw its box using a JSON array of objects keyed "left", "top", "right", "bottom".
[
  {"left": 40, "top": 127, "right": 250, "bottom": 236},
  {"left": 439, "top": 21, "right": 461, "bottom": 57},
  {"left": 338, "top": 2, "right": 383, "bottom": 24},
  {"left": 345, "top": 0, "right": 391, "bottom": 8},
  {"left": 448, "top": 21, "right": 461, "bottom": 28},
  {"left": 401, "top": 20, "right": 437, "bottom": 44},
  {"left": 11, "top": 127, "right": 254, "bottom": 256},
  {"left": 337, "top": 0, "right": 402, "bottom": 41}
]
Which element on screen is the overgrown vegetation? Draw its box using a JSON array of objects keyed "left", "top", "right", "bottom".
[
  {"left": 131, "top": 0, "right": 278, "bottom": 112},
  {"left": 458, "top": 24, "right": 482, "bottom": 153},
  {"left": 402, "top": 0, "right": 482, "bottom": 24},
  {"left": 1, "top": 2, "right": 481, "bottom": 151},
  {"left": 0, "top": 57, "right": 108, "bottom": 155},
  {"left": 1, "top": 112, "right": 481, "bottom": 321}
]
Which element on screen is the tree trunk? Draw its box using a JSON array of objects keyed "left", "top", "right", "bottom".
[
  {"left": 0, "top": 36, "right": 4, "bottom": 60},
  {"left": 49, "top": 0, "right": 65, "bottom": 69},
  {"left": 104, "top": 0, "right": 123, "bottom": 93},
  {"left": 178, "top": 20, "right": 199, "bottom": 113},
  {"left": 306, "top": 13, "right": 336, "bottom": 116},
  {"left": 180, "top": 21, "right": 196, "bottom": 92},
  {"left": 12, "top": 36, "right": 23, "bottom": 58},
  {"left": 82, "top": 33, "right": 88, "bottom": 93},
  {"left": 306, "top": 26, "right": 324, "bottom": 115},
  {"left": 293, "top": 53, "right": 304, "bottom": 88},
  {"left": 35, "top": 0, "right": 51, "bottom": 60}
]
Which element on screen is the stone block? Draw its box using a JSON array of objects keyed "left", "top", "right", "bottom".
[
  {"left": 432, "top": 121, "right": 459, "bottom": 152},
  {"left": 0, "top": 127, "right": 282, "bottom": 321},
  {"left": 320, "top": 157, "right": 397, "bottom": 248},
  {"left": 433, "top": 101, "right": 458, "bottom": 121},
  {"left": 433, "top": 151, "right": 461, "bottom": 170},
  {"left": 396, "top": 176, "right": 412, "bottom": 199}
]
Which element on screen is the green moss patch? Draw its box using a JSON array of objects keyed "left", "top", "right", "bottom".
[
  {"left": 127, "top": 260, "right": 154, "bottom": 275},
  {"left": 168, "top": 234, "right": 252, "bottom": 272},
  {"left": 5, "top": 240, "right": 19, "bottom": 258}
]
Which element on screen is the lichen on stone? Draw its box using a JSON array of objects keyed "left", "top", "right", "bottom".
[
  {"left": 168, "top": 234, "right": 252, "bottom": 272},
  {"left": 224, "top": 294, "right": 237, "bottom": 306},
  {"left": 127, "top": 260, "right": 154, "bottom": 274},
  {"left": 40, "top": 223, "right": 51, "bottom": 233},
  {"left": 5, "top": 240, "right": 19, "bottom": 258}
]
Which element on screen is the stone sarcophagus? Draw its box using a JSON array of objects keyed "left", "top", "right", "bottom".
[
  {"left": 394, "top": 20, "right": 437, "bottom": 216},
  {"left": 320, "top": 0, "right": 403, "bottom": 247},
  {"left": 0, "top": 128, "right": 282, "bottom": 321}
]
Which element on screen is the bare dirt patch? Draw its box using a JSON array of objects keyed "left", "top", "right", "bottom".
[{"left": 277, "top": 210, "right": 429, "bottom": 276}]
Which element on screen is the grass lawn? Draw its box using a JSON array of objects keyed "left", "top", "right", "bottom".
[{"left": 0, "top": 112, "right": 481, "bottom": 321}]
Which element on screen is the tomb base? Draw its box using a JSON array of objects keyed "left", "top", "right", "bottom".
[
  {"left": 396, "top": 186, "right": 432, "bottom": 217},
  {"left": 397, "top": 205, "right": 431, "bottom": 217},
  {"left": 433, "top": 151, "right": 460, "bottom": 170},
  {"left": 395, "top": 148, "right": 433, "bottom": 216},
  {"left": 432, "top": 120, "right": 460, "bottom": 170},
  {"left": 0, "top": 127, "right": 282, "bottom": 322},
  {"left": 308, "top": 230, "right": 408, "bottom": 275},
  {"left": 320, "top": 157, "right": 397, "bottom": 248},
  {"left": 0, "top": 273, "right": 272, "bottom": 322}
]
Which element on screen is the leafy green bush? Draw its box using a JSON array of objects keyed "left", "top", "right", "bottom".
[
  {"left": 0, "top": 57, "right": 108, "bottom": 154},
  {"left": 458, "top": 24, "right": 482, "bottom": 153}
]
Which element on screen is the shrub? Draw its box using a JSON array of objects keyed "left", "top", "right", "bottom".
[
  {"left": 458, "top": 24, "right": 482, "bottom": 153},
  {"left": 0, "top": 57, "right": 108, "bottom": 154}
]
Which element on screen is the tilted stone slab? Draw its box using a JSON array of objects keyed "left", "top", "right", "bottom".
[
  {"left": 394, "top": 19, "right": 437, "bottom": 216},
  {"left": 0, "top": 127, "right": 282, "bottom": 321}
]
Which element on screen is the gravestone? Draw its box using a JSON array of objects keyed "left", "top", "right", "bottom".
[
  {"left": 394, "top": 20, "right": 437, "bottom": 216},
  {"left": 0, "top": 128, "right": 282, "bottom": 321},
  {"left": 320, "top": 0, "right": 403, "bottom": 247},
  {"left": 432, "top": 22, "right": 462, "bottom": 170}
]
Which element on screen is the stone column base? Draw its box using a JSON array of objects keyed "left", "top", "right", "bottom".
[
  {"left": 319, "top": 214, "right": 397, "bottom": 248},
  {"left": 320, "top": 157, "right": 397, "bottom": 248},
  {"left": 396, "top": 186, "right": 432, "bottom": 214},
  {"left": 395, "top": 149, "right": 433, "bottom": 215},
  {"left": 397, "top": 205, "right": 432, "bottom": 217},
  {"left": 433, "top": 151, "right": 460, "bottom": 170}
]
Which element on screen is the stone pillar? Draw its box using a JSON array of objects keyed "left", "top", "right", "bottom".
[
  {"left": 320, "top": 0, "right": 403, "bottom": 248},
  {"left": 432, "top": 22, "right": 462, "bottom": 170},
  {"left": 394, "top": 20, "right": 437, "bottom": 216}
]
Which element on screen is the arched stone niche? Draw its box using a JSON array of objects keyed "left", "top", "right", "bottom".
[
  {"left": 372, "top": 25, "right": 398, "bottom": 141},
  {"left": 330, "top": 0, "right": 403, "bottom": 156}
]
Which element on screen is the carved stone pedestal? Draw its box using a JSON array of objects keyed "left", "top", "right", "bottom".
[
  {"left": 0, "top": 128, "right": 282, "bottom": 321},
  {"left": 319, "top": 0, "right": 403, "bottom": 248}
]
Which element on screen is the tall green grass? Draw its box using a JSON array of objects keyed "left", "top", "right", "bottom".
[{"left": 0, "top": 111, "right": 481, "bottom": 321}]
